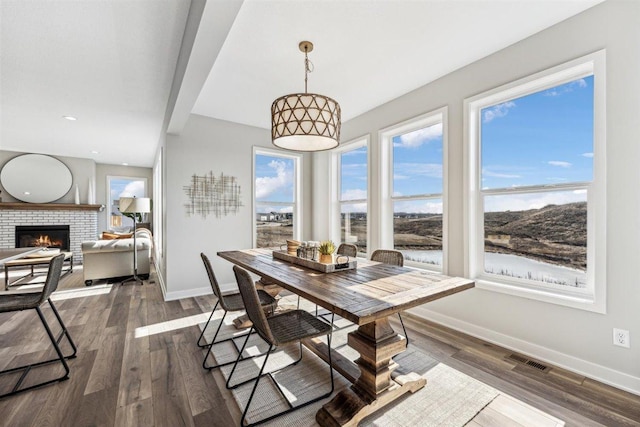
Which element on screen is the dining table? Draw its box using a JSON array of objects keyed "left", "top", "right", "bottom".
[{"left": 218, "top": 248, "right": 475, "bottom": 427}]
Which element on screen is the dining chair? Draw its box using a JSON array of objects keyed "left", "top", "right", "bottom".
[
  {"left": 228, "top": 265, "right": 334, "bottom": 427},
  {"left": 370, "top": 249, "right": 410, "bottom": 347},
  {"left": 336, "top": 243, "right": 358, "bottom": 258},
  {"left": 198, "top": 253, "right": 277, "bottom": 370},
  {"left": 0, "top": 253, "right": 78, "bottom": 398}
]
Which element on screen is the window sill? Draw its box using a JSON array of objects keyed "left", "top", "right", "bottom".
[{"left": 475, "top": 277, "right": 606, "bottom": 314}]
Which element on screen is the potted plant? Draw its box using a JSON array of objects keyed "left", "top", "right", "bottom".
[{"left": 318, "top": 240, "right": 336, "bottom": 264}]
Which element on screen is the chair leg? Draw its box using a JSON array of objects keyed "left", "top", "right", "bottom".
[
  {"left": 225, "top": 327, "right": 254, "bottom": 389},
  {"left": 48, "top": 298, "right": 77, "bottom": 358},
  {"left": 240, "top": 314, "right": 336, "bottom": 426},
  {"left": 0, "top": 306, "right": 72, "bottom": 399},
  {"left": 398, "top": 312, "right": 409, "bottom": 347},
  {"left": 203, "top": 309, "right": 233, "bottom": 370},
  {"left": 240, "top": 344, "right": 274, "bottom": 427},
  {"left": 197, "top": 300, "right": 219, "bottom": 348}
]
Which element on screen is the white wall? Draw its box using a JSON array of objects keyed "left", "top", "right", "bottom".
[
  {"left": 312, "top": 0, "right": 640, "bottom": 394},
  {"left": 164, "top": 114, "right": 312, "bottom": 300}
]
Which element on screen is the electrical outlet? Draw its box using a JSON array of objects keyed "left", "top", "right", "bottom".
[{"left": 613, "top": 328, "right": 630, "bottom": 348}]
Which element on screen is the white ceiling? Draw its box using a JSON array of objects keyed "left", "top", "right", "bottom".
[
  {"left": 1, "top": 0, "right": 604, "bottom": 168},
  {"left": 0, "top": 0, "right": 190, "bottom": 167}
]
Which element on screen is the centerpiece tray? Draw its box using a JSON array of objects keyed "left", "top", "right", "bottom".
[{"left": 272, "top": 250, "right": 357, "bottom": 273}]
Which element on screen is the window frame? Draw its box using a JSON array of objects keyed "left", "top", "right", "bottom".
[
  {"left": 379, "top": 107, "right": 448, "bottom": 271},
  {"left": 464, "top": 50, "right": 606, "bottom": 313},
  {"left": 331, "top": 135, "right": 370, "bottom": 257},
  {"left": 106, "top": 175, "right": 148, "bottom": 230},
  {"left": 252, "top": 146, "right": 302, "bottom": 248}
]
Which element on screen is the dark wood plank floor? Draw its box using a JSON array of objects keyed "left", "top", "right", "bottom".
[{"left": 0, "top": 265, "right": 638, "bottom": 426}]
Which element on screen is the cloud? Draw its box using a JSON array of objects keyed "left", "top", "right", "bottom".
[
  {"left": 393, "top": 199, "right": 443, "bottom": 214},
  {"left": 112, "top": 180, "right": 145, "bottom": 200},
  {"left": 484, "top": 190, "right": 586, "bottom": 213},
  {"left": 341, "top": 189, "right": 367, "bottom": 201},
  {"left": 255, "top": 160, "right": 293, "bottom": 200},
  {"left": 581, "top": 152, "right": 594, "bottom": 158},
  {"left": 342, "top": 202, "right": 367, "bottom": 213},
  {"left": 544, "top": 78, "right": 587, "bottom": 97},
  {"left": 341, "top": 148, "right": 367, "bottom": 157},
  {"left": 257, "top": 205, "right": 293, "bottom": 214},
  {"left": 483, "top": 169, "right": 521, "bottom": 179},
  {"left": 340, "top": 163, "right": 367, "bottom": 177},
  {"left": 393, "top": 123, "right": 442, "bottom": 148},
  {"left": 482, "top": 101, "right": 516, "bottom": 123},
  {"left": 548, "top": 161, "right": 572, "bottom": 168},
  {"left": 394, "top": 162, "right": 442, "bottom": 178}
]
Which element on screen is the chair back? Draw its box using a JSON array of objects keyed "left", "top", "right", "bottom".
[
  {"left": 38, "top": 254, "right": 66, "bottom": 305},
  {"left": 370, "top": 249, "right": 404, "bottom": 267},
  {"left": 233, "top": 266, "right": 276, "bottom": 345},
  {"left": 337, "top": 243, "right": 358, "bottom": 258},
  {"left": 201, "top": 252, "right": 224, "bottom": 301}
]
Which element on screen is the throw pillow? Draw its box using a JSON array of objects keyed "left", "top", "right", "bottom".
[{"left": 101, "top": 231, "right": 133, "bottom": 240}]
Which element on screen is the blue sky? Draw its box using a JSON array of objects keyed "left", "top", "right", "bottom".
[
  {"left": 393, "top": 124, "right": 443, "bottom": 197},
  {"left": 482, "top": 76, "right": 594, "bottom": 190}
]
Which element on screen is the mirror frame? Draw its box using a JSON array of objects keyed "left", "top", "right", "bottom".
[{"left": 0, "top": 154, "right": 73, "bottom": 203}]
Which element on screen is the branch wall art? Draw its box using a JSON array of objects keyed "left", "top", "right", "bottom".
[{"left": 183, "top": 171, "right": 242, "bottom": 219}]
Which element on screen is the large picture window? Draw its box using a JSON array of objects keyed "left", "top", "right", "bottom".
[
  {"left": 254, "top": 149, "right": 301, "bottom": 248},
  {"left": 380, "top": 109, "right": 447, "bottom": 270},
  {"left": 107, "top": 176, "right": 147, "bottom": 231},
  {"left": 466, "top": 51, "right": 606, "bottom": 312},
  {"left": 335, "top": 138, "right": 368, "bottom": 255}
]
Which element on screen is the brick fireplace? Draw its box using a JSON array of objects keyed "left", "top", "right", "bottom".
[{"left": 0, "top": 203, "right": 101, "bottom": 264}]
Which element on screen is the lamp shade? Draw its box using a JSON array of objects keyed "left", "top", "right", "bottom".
[
  {"left": 271, "top": 93, "right": 341, "bottom": 151},
  {"left": 119, "top": 197, "right": 151, "bottom": 214}
]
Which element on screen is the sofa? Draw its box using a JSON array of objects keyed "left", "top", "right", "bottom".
[{"left": 81, "top": 228, "right": 152, "bottom": 286}]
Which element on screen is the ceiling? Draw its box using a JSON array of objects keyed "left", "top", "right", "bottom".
[{"left": 1, "top": 0, "right": 604, "bottom": 168}]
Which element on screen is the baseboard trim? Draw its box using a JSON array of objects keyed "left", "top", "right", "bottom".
[
  {"left": 164, "top": 286, "right": 212, "bottom": 301},
  {"left": 408, "top": 306, "right": 640, "bottom": 397},
  {"left": 153, "top": 259, "right": 167, "bottom": 298}
]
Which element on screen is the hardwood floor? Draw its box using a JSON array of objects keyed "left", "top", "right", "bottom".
[{"left": 0, "top": 265, "right": 638, "bottom": 426}]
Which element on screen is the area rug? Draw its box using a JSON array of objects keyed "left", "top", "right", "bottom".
[{"left": 199, "top": 297, "right": 500, "bottom": 426}]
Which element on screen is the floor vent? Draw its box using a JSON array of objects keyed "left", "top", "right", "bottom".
[{"left": 506, "top": 354, "right": 550, "bottom": 372}]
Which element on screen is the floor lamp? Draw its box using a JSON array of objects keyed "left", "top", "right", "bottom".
[{"left": 119, "top": 196, "right": 151, "bottom": 286}]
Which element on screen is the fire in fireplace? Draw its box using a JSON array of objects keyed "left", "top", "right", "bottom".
[{"left": 15, "top": 225, "right": 70, "bottom": 251}]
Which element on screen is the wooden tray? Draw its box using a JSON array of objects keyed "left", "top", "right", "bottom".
[{"left": 272, "top": 250, "right": 357, "bottom": 273}]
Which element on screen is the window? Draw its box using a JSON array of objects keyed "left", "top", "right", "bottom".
[
  {"left": 254, "top": 148, "right": 301, "bottom": 248},
  {"left": 153, "top": 148, "right": 163, "bottom": 258},
  {"left": 466, "top": 51, "right": 606, "bottom": 312},
  {"left": 334, "top": 138, "right": 368, "bottom": 255},
  {"left": 380, "top": 109, "right": 447, "bottom": 270},
  {"left": 107, "top": 176, "right": 147, "bottom": 231}
]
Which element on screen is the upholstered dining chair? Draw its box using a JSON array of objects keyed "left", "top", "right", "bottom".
[
  {"left": 336, "top": 243, "right": 358, "bottom": 258},
  {"left": 0, "top": 253, "right": 77, "bottom": 398},
  {"left": 228, "top": 265, "right": 335, "bottom": 427},
  {"left": 370, "top": 249, "right": 410, "bottom": 347},
  {"left": 198, "top": 253, "right": 277, "bottom": 370}
]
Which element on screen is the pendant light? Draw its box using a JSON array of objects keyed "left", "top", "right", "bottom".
[{"left": 271, "top": 41, "right": 341, "bottom": 151}]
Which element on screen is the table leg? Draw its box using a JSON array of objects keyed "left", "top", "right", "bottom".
[{"left": 316, "top": 317, "right": 426, "bottom": 427}]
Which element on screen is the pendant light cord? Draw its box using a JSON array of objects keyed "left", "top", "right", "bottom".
[{"left": 303, "top": 47, "right": 314, "bottom": 94}]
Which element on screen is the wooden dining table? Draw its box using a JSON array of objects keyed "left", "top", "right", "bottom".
[{"left": 218, "top": 248, "right": 475, "bottom": 427}]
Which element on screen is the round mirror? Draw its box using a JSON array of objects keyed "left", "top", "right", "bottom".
[{"left": 0, "top": 154, "right": 73, "bottom": 203}]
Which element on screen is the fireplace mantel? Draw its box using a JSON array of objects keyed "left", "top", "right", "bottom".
[{"left": 0, "top": 202, "right": 104, "bottom": 211}]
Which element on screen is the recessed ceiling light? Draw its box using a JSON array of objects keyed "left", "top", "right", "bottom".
[
  {"left": 91, "top": 150, "right": 99, "bottom": 154},
  {"left": 122, "top": 163, "right": 129, "bottom": 166},
  {"left": 63, "top": 116, "right": 77, "bottom": 121}
]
